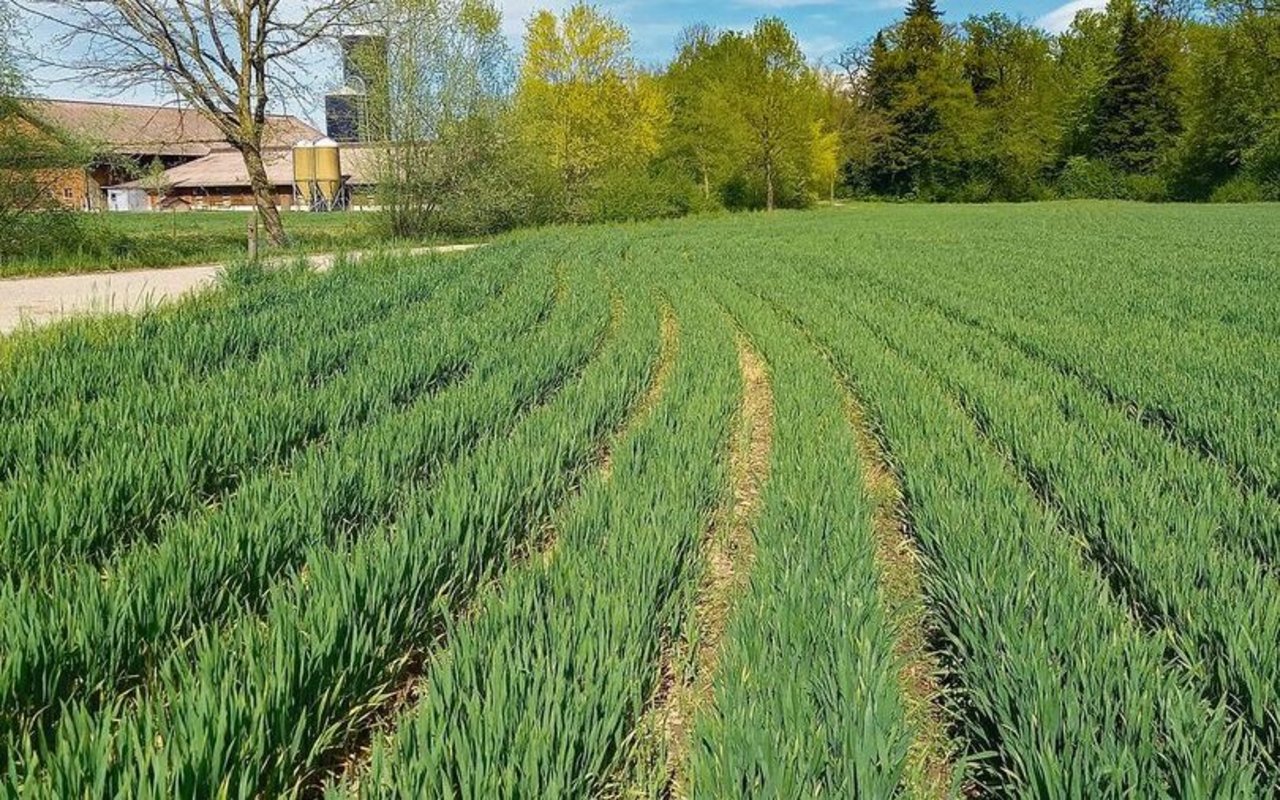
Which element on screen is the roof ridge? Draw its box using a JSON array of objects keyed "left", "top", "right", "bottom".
[{"left": 27, "top": 96, "right": 306, "bottom": 121}]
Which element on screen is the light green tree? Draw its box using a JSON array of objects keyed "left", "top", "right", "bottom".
[
  {"left": 514, "top": 3, "right": 668, "bottom": 220},
  {"left": 662, "top": 25, "right": 750, "bottom": 203},
  {"left": 662, "top": 18, "right": 827, "bottom": 210},
  {"left": 737, "top": 18, "right": 824, "bottom": 210}
]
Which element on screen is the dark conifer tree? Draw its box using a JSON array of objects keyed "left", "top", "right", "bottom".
[
  {"left": 906, "top": 0, "right": 941, "bottom": 22},
  {"left": 864, "top": 32, "right": 897, "bottom": 111},
  {"left": 1090, "top": 2, "right": 1181, "bottom": 172}
]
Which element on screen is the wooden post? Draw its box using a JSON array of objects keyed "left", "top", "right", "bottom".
[{"left": 247, "top": 210, "right": 259, "bottom": 262}]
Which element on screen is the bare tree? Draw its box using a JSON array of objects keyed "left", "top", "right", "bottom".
[
  {"left": 18, "top": 0, "right": 361, "bottom": 245},
  {"left": 355, "top": 0, "right": 513, "bottom": 238}
]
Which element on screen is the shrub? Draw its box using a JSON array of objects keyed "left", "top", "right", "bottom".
[
  {"left": 1123, "top": 172, "right": 1169, "bottom": 202},
  {"left": 1056, "top": 157, "right": 1168, "bottom": 201},
  {"left": 585, "top": 165, "right": 698, "bottom": 224},
  {"left": 1057, "top": 157, "right": 1130, "bottom": 199},
  {"left": 1209, "top": 176, "right": 1266, "bottom": 203}
]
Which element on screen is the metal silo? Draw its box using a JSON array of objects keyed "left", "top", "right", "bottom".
[
  {"left": 313, "top": 137, "right": 342, "bottom": 210},
  {"left": 292, "top": 139, "right": 316, "bottom": 209}
]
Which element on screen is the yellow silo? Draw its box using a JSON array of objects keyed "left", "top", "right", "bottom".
[
  {"left": 313, "top": 138, "right": 342, "bottom": 207},
  {"left": 292, "top": 140, "right": 316, "bottom": 209}
]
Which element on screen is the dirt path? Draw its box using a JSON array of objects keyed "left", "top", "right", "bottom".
[
  {"left": 601, "top": 304, "right": 678, "bottom": 481},
  {"left": 841, "top": 381, "right": 957, "bottom": 798},
  {"left": 0, "top": 244, "right": 483, "bottom": 335},
  {"left": 656, "top": 336, "right": 775, "bottom": 798}
]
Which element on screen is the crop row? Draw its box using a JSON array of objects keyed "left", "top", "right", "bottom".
[
  {"left": 745, "top": 265, "right": 1262, "bottom": 795},
  {"left": 0, "top": 255, "right": 478, "bottom": 483},
  {"left": 6, "top": 263, "right": 659, "bottom": 797},
  {"left": 685, "top": 283, "right": 913, "bottom": 797},
  {"left": 823, "top": 270, "right": 1280, "bottom": 773},
  {"left": 0, "top": 252, "right": 475, "bottom": 423},
  {"left": 334, "top": 276, "right": 737, "bottom": 797},
  {"left": 2, "top": 209, "right": 1271, "bottom": 796},
  {"left": 859, "top": 237, "right": 1278, "bottom": 501},
  {"left": 0, "top": 259, "right": 523, "bottom": 580},
  {"left": 0, "top": 257, "right": 583, "bottom": 751}
]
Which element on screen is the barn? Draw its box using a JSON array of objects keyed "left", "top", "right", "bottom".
[
  {"left": 27, "top": 98, "right": 322, "bottom": 210},
  {"left": 105, "top": 143, "right": 379, "bottom": 212}
]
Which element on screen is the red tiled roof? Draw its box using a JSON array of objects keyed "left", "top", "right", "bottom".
[{"left": 26, "top": 98, "right": 323, "bottom": 158}]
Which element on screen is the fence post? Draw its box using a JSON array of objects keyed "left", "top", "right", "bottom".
[{"left": 247, "top": 210, "right": 259, "bottom": 263}]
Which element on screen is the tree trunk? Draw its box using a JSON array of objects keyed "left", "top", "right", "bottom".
[
  {"left": 765, "top": 159, "right": 775, "bottom": 212},
  {"left": 241, "top": 145, "right": 287, "bottom": 247}
]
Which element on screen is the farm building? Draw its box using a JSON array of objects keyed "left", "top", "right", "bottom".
[
  {"left": 25, "top": 99, "right": 322, "bottom": 210},
  {"left": 106, "top": 143, "right": 380, "bottom": 212}
]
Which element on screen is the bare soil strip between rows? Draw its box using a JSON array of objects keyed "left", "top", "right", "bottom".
[
  {"left": 649, "top": 334, "right": 775, "bottom": 799},
  {"left": 835, "top": 373, "right": 958, "bottom": 799},
  {"left": 318, "top": 295, "right": 676, "bottom": 796},
  {"left": 602, "top": 302, "right": 678, "bottom": 481},
  {"left": 745, "top": 288, "right": 959, "bottom": 797}
]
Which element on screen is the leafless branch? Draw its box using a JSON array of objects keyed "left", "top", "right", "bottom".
[{"left": 14, "top": 0, "right": 363, "bottom": 244}]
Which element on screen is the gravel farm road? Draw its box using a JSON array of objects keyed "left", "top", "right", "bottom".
[{"left": 0, "top": 244, "right": 482, "bottom": 335}]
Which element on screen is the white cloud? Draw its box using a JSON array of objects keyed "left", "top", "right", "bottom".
[{"left": 1035, "top": 0, "right": 1106, "bottom": 33}]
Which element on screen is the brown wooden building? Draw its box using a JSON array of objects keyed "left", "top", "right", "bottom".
[
  {"left": 109, "top": 144, "right": 380, "bottom": 212},
  {"left": 27, "top": 99, "right": 322, "bottom": 210}
]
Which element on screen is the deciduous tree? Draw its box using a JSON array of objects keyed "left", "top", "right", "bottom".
[
  {"left": 513, "top": 3, "right": 666, "bottom": 220},
  {"left": 20, "top": 0, "right": 362, "bottom": 246},
  {"left": 662, "top": 25, "right": 749, "bottom": 203},
  {"left": 355, "top": 0, "right": 513, "bottom": 237},
  {"left": 737, "top": 18, "right": 821, "bottom": 210},
  {"left": 962, "top": 13, "right": 1062, "bottom": 197},
  {"left": 0, "top": 5, "right": 88, "bottom": 261}
]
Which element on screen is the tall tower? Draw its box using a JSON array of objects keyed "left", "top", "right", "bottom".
[{"left": 325, "top": 35, "right": 388, "bottom": 143}]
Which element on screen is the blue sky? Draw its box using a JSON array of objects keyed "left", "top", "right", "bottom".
[
  {"left": 26, "top": 0, "right": 1102, "bottom": 121},
  {"left": 495, "top": 0, "right": 1105, "bottom": 65}
]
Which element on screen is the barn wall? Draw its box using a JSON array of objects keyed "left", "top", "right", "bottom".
[{"left": 168, "top": 186, "right": 295, "bottom": 211}]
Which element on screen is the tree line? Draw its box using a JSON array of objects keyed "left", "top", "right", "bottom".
[
  {"left": 367, "top": 0, "right": 1277, "bottom": 238},
  {"left": 4, "top": 0, "right": 1276, "bottom": 252}
]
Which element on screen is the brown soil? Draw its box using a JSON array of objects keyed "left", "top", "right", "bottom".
[
  {"left": 840, "top": 382, "right": 957, "bottom": 798},
  {"left": 602, "top": 304, "right": 678, "bottom": 481},
  {"left": 645, "top": 336, "right": 776, "bottom": 799}
]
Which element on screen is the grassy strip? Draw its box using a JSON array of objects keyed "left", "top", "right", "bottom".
[
  {"left": 329, "top": 279, "right": 737, "bottom": 799},
  {"left": 6, "top": 261, "right": 656, "bottom": 797},
  {"left": 0, "top": 210, "right": 406, "bottom": 279},
  {"left": 681, "top": 285, "right": 912, "bottom": 797},
  {"left": 0, "top": 260, "right": 519, "bottom": 578},
  {"left": 0, "top": 262, "right": 579, "bottom": 752},
  {"left": 762, "top": 280, "right": 1261, "bottom": 795}
]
